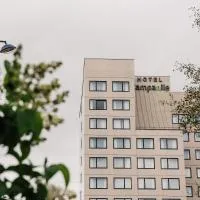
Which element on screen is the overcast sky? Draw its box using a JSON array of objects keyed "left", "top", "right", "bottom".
[{"left": 0, "top": 0, "right": 200, "bottom": 196}]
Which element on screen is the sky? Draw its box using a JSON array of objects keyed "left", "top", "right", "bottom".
[{"left": 0, "top": 0, "right": 200, "bottom": 197}]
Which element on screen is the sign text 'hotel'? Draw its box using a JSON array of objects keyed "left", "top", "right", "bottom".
[{"left": 135, "top": 76, "right": 170, "bottom": 92}]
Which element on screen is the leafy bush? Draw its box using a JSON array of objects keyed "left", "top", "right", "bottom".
[{"left": 0, "top": 45, "right": 70, "bottom": 200}]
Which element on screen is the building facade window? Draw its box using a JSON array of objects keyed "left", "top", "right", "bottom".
[
  {"left": 89, "top": 137, "right": 107, "bottom": 149},
  {"left": 89, "top": 177, "right": 107, "bottom": 189},
  {"left": 137, "top": 158, "right": 155, "bottom": 169},
  {"left": 89, "top": 199, "right": 108, "bottom": 200},
  {"left": 138, "top": 199, "right": 156, "bottom": 200},
  {"left": 114, "top": 198, "right": 132, "bottom": 200},
  {"left": 185, "top": 168, "right": 192, "bottom": 178},
  {"left": 197, "top": 168, "right": 200, "bottom": 178},
  {"left": 172, "top": 114, "right": 179, "bottom": 124},
  {"left": 186, "top": 186, "right": 193, "bottom": 197},
  {"left": 113, "top": 178, "right": 132, "bottom": 189},
  {"left": 172, "top": 114, "right": 186, "bottom": 124},
  {"left": 112, "top": 81, "right": 129, "bottom": 92},
  {"left": 113, "top": 138, "right": 131, "bottom": 149},
  {"left": 89, "top": 157, "right": 107, "bottom": 169},
  {"left": 162, "top": 199, "right": 180, "bottom": 200},
  {"left": 161, "top": 158, "right": 179, "bottom": 169},
  {"left": 195, "top": 132, "right": 200, "bottom": 142},
  {"left": 183, "top": 132, "right": 189, "bottom": 142},
  {"left": 89, "top": 118, "right": 107, "bottom": 129},
  {"left": 113, "top": 157, "right": 131, "bottom": 169},
  {"left": 195, "top": 149, "right": 200, "bottom": 159},
  {"left": 161, "top": 178, "right": 180, "bottom": 190},
  {"left": 138, "top": 178, "right": 156, "bottom": 190},
  {"left": 89, "top": 81, "right": 106, "bottom": 92},
  {"left": 160, "top": 138, "right": 178, "bottom": 149},
  {"left": 113, "top": 118, "right": 130, "bottom": 129},
  {"left": 184, "top": 149, "right": 190, "bottom": 160},
  {"left": 112, "top": 100, "right": 130, "bottom": 110},
  {"left": 89, "top": 100, "right": 107, "bottom": 110},
  {"left": 198, "top": 186, "right": 200, "bottom": 197},
  {"left": 136, "top": 138, "right": 154, "bottom": 149}
]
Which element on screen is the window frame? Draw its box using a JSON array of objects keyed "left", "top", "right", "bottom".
[
  {"left": 89, "top": 198, "right": 108, "bottom": 200},
  {"left": 113, "top": 138, "right": 131, "bottom": 149},
  {"left": 183, "top": 132, "right": 189, "bottom": 142},
  {"left": 89, "top": 118, "right": 107, "bottom": 129},
  {"left": 184, "top": 149, "right": 191, "bottom": 160},
  {"left": 185, "top": 167, "right": 192, "bottom": 178},
  {"left": 162, "top": 199, "right": 181, "bottom": 200},
  {"left": 194, "top": 132, "right": 200, "bottom": 142},
  {"left": 113, "top": 118, "right": 130, "bottom": 130},
  {"left": 186, "top": 186, "right": 193, "bottom": 197},
  {"left": 113, "top": 157, "right": 132, "bottom": 169},
  {"left": 112, "top": 99, "right": 130, "bottom": 111},
  {"left": 195, "top": 149, "right": 200, "bottom": 160},
  {"left": 160, "top": 138, "right": 178, "bottom": 150},
  {"left": 89, "top": 99, "right": 107, "bottom": 110},
  {"left": 112, "top": 81, "right": 130, "bottom": 92},
  {"left": 172, "top": 114, "right": 179, "bottom": 124},
  {"left": 89, "top": 137, "right": 107, "bottom": 149},
  {"left": 160, "top": 158, "right": 179, "bottom": 170},
  {"left": 172, "top": 114, "right": 186, "bottom": 124},
  {"left": 89, "top": 157, "right": 108, "bottom": 169},
  {"left": 137, "top": 157, "right": 155, "bottom": 169},
  {"left": 137, "top": 178, "right": 156, "bottom": 190},
  {"left": 161, "top": 178, "right": 180, "bottom": 190},
  {"left": 89, "top": 81, "right": 107, "bottom": 92},
  {"left": 114, "top": 198, "right": 132, "bottom": 200},
  {"left": 113, "top": 177, "right": 132, "bottom": 189},
  {"left": 89, "top": 177, "right": 108, "bottom": 189},
  {"left": 89, "top": 199, "right": 108, "bottom": 200},
  {"left": 197, "top": 168, "right": 200, "bottom": 178},
  {"left": 136, "top": 138, "right": 154, "bottom": 149},
  {"left": 138, "top": 199, "right": 156, "bottom": 200}
]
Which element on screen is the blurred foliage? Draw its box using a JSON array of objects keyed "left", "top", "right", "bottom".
[
  {"left": 174, "top": 62, "right": 200, "bottom": 131},
  {"left": 47, "top": 185, "right": 76, "bottom": 200},
  {"left": 190, "top": 5, "right": 200, "bottom": 31},
  {"left": 174, "top": 5, "right": 200, "bottom": 131},
  {"left": 0, "top": 45, "right": 70, "bottom": 200}
]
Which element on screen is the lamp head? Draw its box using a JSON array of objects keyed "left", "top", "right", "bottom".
[{"left": 0, "top": 42, "right": 16, "bottom": 53}]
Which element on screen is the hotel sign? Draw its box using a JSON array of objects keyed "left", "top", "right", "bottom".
[{"left": 135, "top": 76, "right": 170, "bottom": 92}]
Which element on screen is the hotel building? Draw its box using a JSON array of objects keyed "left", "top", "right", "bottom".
[{"left": 80, "top": 58, "right": 200, "bottom": 200}]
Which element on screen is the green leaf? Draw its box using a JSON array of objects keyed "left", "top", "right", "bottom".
[
  {"left": 0, "top": 165, "right": 4, "bottom": 173},
  {"left": 17, "top": 109, "right": 43, "bottom": 137},
  {"left": 0, "top": 105, "right": 19, "bottom": 148},
  {"left": 20, "top": 141, "right": 31, "bottom": 161},
  {"left": 6, "top": 164, "right": 42, "bottom": 177},
  {"left": 36, "top": 183, "right": 47, "bottom": 200},
  {"left": 45, "top": 164, "right": 70, "bottom": 187},
  {"left": 0, "top": 181, "right": 7, "bottom": 196},
  {"left": 4, "top": 60, "right": 12, "bottom": 73},
  {"left": 8, "top": 149, "right": 21, "bottom": 161},
  {"left": 8, "top": 177, "right": 31, "bottom": 197}
]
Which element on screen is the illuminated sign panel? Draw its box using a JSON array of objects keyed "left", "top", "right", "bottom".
[{"left": 135, "top": 76, "right": 170, "bottom": 92}]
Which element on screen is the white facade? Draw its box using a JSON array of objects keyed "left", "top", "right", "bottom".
[{"left": 80, "top": 58, "right": 199, "bottom": 200}]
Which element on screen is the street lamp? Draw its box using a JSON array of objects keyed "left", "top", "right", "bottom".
[{"left": 0, "top": 41, "right": 16, "bottom": 53}]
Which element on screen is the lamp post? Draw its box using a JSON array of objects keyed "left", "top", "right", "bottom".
[
  {"left": 0, "top": 41, "right": 16, "bottom": 104},
  {"left": 0, "top": 41, "right": 16, "bottom": 53}
]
